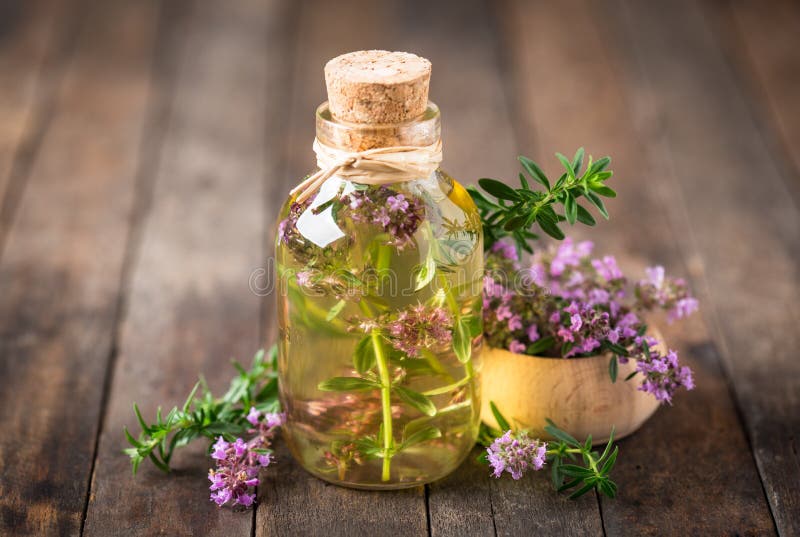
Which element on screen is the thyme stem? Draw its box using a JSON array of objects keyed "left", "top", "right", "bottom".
[{"left": 371, "top": 328, "right": 394, "bottom": 481}]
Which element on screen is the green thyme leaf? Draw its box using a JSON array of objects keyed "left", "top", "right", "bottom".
[
  {"left": 575, "top": 204, "right": 596, "bottom": 226},
  {"left": 564, "top": 193, "right": 577, "bottom": 225},
  {"left": 568, "top": 481, "right": 596, "bottom": 499},
  {"left": 400, "top": 425, "right": 441, "bottom": 449},
  {"left": 326, "top": 299, "right": 346, "bottom": 321},
  {"left": 318, "top": 377, "right": 380, "bottom": 392},
  {"left": 591, "top": 185, "right": 617, "bottom": 198},
  {"left": 395, "top": 386, "right": 437, "bottom": 417},
  {"left": 536, "top": 212, "right": 565, "bottom": 240},
  {"left": 585, "top": 191, "right": 609, "bottom": 219},
  {"left": 571, "top": 147, "right": 585, "bottom": 175},
  {"left": 518, "top": 156, "right": 551, "bottom": 190},
  {"left": 544, "top": 419, "right": 580, "bottom": 447},
  {"left": 600, "top": 446, "right": 619, "bottom": 475},
  {"left": 526, "top": 335, "right": 555, "bottom": 355},
  {"left": 556, "top": 152, "right": 576, "bottom": 181},
  {"left": 490, "top": 401, "right": 511, "bottom": 431},
  {"left": 453, "top": 317, "right": 473, "bottom": 363},
  {"left": 598, "top": 429, "right": 616, "bottom": 464},
  {"left": 559, "top": 464, "right": 595, "bottom": 478},
  {"left": 557, "top": 478, "right": 582, "bottom": 493},
  {"left": 609, "top": 355, "right": 619, "bottom": 383},
  {"left": 588, "top": 156, "right": 611, "bottom": 174},
  {"left": 478, "top": 178, "right": 521, "bottom": 201},
  {"left": 353, "top": 336, "right": 376, "bottom": 374},
  {"left": 460, "top": 314, "right": 482, "bottom": 337}
]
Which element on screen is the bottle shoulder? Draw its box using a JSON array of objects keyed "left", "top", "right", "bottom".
[{"left": 276, "top": 171, "right": 482, "bottom": 258}]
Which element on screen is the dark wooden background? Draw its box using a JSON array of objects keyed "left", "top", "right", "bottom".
[{"left": 0, "top": 0, "right": 798, "bottom": 535}]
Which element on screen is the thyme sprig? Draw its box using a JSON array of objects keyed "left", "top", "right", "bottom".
[
  {"left": 479, "top": 402, "right": 619, "bottom": 499},
  {"left": 124, "top": 347, "right": 280, "bottom": 474},
  {"left": 545, "top": 419, "right": 619, "bottom": 499},
  {"left": 468, "top": 148, "right": 615, "bottom": 254}
]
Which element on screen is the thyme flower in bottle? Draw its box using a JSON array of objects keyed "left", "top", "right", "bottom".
[
  {"left": 386, "top": 304, "right": 454, "bottom": 357},
  {"left": 340, "top": 186, "right": 424, "bottom": 250}
]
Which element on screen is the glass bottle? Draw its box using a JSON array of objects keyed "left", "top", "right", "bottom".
[{"left": 275, "top": 51, "right": 483, "bottom": 489}]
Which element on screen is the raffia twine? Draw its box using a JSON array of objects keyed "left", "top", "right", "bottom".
[{"left": 290, "top": 138, "right": 443, "bottom": 203}]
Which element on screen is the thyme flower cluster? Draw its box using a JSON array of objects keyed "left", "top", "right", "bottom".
[
  {"left": 386, "top": 304, "right": 453, "bottom": 357},
  {"left": 340, "top": 187, "right": 424, "bottom": 250},
  {"left": 355, "top": 303, "right": 454, "bottom": 358},
  {"left": 483, "top": 238, "right": 697, "bottom": 403},
  {"left": 208, "top": 409, "right": 285, "bottom": 508},
  {"left": 486, "top": 431, "right": 547, "bottom": 480}
]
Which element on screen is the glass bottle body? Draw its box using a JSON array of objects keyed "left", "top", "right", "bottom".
[{"left": 275, "top": 104, "right": 483, "bottom": 489}]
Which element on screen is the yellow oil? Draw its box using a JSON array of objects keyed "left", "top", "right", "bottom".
[{"left": 275, "top": 170, "right": 483, "bottom": 488}]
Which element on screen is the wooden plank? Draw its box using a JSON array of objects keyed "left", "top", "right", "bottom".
[
  {"left": 498, "top": 0, "right": 777, "bottom": 534},
  {"left": 604, "top": 0, "right": 799, "bottom": 533},
  {"left": 711, "top": 0, "right": 800, "bottom": 183},
  {"left": 0, "top": 0, "right": 74, "bottom": 252},
  {"left": 0, "top": 1, "right": 160, "bottom": 534},
  {"left": 81, "top": 0, "right": 294, "bottom": 535},
  {"left": 254, "top": 2, "right": 430, "bottom": 535}
]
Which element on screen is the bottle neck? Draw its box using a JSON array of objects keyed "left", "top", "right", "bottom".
[{"left": 315, "top": 101, "right": 441, "bottom": 152}]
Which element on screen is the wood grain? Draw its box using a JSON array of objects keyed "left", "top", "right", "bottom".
[
  {"left": 82, "top": 0, "right": 290, "bottom": 535},
  {"left": 608, "top": 0, "right": 799, "bottom": 534},
  {"left": 499, "top": 0, "right": 778, "bottom": 533},
  {"left": 713, "top": 0, "right": 800, "bottom": 184},
  {"left": 0, "top": 0, "right": 160, "bottom": 534},
  {"left": 0, "top": 0, "right": 76, "bottom": 253}
]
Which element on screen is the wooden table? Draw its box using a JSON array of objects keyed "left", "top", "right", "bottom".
[{"left": 1, "top": 0, "right": 798, "bottom": 535}]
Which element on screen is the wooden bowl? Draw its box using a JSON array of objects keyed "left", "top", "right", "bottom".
[{"left": 479, "top": 332, "right": 664, "bottom": 444}]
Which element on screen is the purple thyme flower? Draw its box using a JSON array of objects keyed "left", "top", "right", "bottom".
[
  {"left": 644, "top": 265, "right": 664, "bottom": 287},
  {"left": 246, "top": 407, "right": 261, "bottom": 425},
  {"left": 591, "top": 255, "right": 624, "bottom": 282},
  {"left": 295, "top": 270, "right": 312, "bottom": 288},
  {"left": 491, "top": 240, "right": 519, "bottom": 262},
  {"left": 635, "top": 265, "right": 699, "bottom": 323},
  {"left": 487, "top": 430, "right": 547, "bottom": 480},
  {"left": 211, "top": 437, "right": 229, "bottom": 460},
  {"left": 207, "top": 410, "right": 285, "bottom": 508},
  {"left": 634, "top": 345, "right": 695, "bottom": 404},
  {"left": 508, "top": 339, "right": 526, "bottom": 354},
  {"left": 340, "top": 186, "right": 424, "bottom": 250},
  {"left": 496, "top": 304, "right": 513, "bottom": 321},
  {"left": 549, "top": 238, "right": 593, "bottom": 276},
  {"left": 668, "top": 296, "right": 699, "bottom": 323},
  {"left": 526, "top": 324, "right": 540, "bottom": 342},
  {"left": 386, "top": 304, "right": 453, "bottom": 357},
  {"left": 552, "top": 300, "right": 611, "bottom": 357},
  {"left": 569, "top": 313, "right": 583, "bottom": 332},
  {"left": 386, "top": 194, "right": 409, "bottom": 213}
]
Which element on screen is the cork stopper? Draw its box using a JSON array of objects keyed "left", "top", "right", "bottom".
[{"left": 325, "top": 50, "right": 431, "bottom": 124}]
